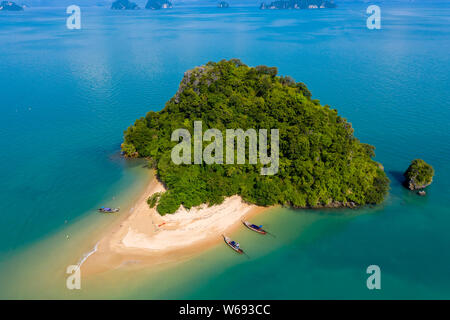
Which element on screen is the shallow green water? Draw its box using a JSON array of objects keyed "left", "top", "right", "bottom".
[{"left": 0, "top": 2, "right": 449, "bottom": 299}]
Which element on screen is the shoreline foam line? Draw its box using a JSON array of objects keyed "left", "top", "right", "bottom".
[{"left": 77, "top": 241, "right": 99, "bottom": 268}]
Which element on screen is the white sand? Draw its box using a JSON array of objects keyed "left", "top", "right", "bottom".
[
  {"left": 81, "top": 176, "right": 266, "bottom": 274},
  {"left": 121, "top": 195, "right": 254, "bottom": 250}
]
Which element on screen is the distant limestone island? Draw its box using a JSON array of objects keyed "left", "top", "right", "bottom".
[
  {"left": 218, "top": 1, "right": 229, "bottom": 8},
  {"left": 260, "top": 0, "right": 336, "bottom": 10},
  {"left": 146, "top": 0, "right": 173, "bottom": 10},
  {"left": 111, "top": 0, "right": 140, "bottom": 10},
  {"left": 111, "top": 0, "right": 173, "bottom": 10},
  {"left": 108, "top": 0, "right": 338, "bottom": 11},
  {"left": 0, "top": 1, "right": 24, "bottom": 11}
]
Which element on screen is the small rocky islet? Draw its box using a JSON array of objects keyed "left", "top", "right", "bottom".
[{"left": 403, "top": 159, "right": 434, "bottom": 196}]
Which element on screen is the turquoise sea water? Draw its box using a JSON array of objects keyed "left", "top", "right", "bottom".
[{"left": 0, "top": 2, "right": 449, "bottom": 299}]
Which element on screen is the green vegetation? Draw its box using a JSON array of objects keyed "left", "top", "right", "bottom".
[
  {"left": 147, "top": 192, "right": 162, "bottom": 208},
  {"left": 404, "top": 159, "right": 434, "bottom": 190},
  {"left": 122, "top": 59, "right": 389, "bottom": 214}
]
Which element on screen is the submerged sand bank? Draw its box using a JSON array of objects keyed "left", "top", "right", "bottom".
[{"left": 81, "top": 176, "right": 267, "bottom": 275}]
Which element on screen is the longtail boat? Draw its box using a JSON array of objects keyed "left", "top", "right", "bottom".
[
  {"left": 223, "top": 235, "right": 244, "bottom": 254},
  {"left": 242, "top": 221, "right": 267, "bottom": 235},
  {"left": 98, "top": 207, "right": 120, "bottom": 213}
]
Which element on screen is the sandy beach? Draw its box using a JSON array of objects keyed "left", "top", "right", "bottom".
[{"left": 81, "top": 175, "right": 267, "bottom": 275}]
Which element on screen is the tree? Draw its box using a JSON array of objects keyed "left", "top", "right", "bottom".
[{"left": 123, "top": 60, "right": 390, "bottom": 214}]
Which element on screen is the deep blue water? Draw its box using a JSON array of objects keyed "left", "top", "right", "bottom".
[{"left": 0, "top": 2, "right": 449, "bottom": 298}]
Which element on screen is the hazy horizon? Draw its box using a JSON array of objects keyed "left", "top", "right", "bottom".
[{"left": 8, "top": 0, "right": 439, "bottom": 8}]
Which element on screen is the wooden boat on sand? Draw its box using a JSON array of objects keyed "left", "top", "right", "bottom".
[
  {"left": 242, "top": 221, "right": 267, "bottom": 235},
  {"left": 223, "top": 235, "right": 244, "bottom": 254},
  {"left": 98, "top": 207, "right": 120, "bottom": 213}
]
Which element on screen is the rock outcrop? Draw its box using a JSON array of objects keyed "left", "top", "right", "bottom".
[
  {"left": 403, "top": 159, "right": 434, "bottom": 191},
  {"left": 173, "top": 65, "right": 219, "bottom": 103}
]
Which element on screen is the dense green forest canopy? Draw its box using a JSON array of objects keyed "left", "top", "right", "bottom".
[{"left": 122, "top": 59, "right": 389, "bottom": 214}]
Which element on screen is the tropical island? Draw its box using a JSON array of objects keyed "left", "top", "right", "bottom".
[
  {"left": 80, "top": 59, "right": 390, "bottom": 274},
  {"left": 260, "top": 0, "right": 336, "bottom": 10},
  {"left": 0, "top": 1, "right": 24, "bottom": 11},
  {"left": 404, "top": 159, "right": 434, "bottom": 193},
  {"left": 146, "top": 0, "right": 173, "bottom": 10},
  {"left": 218, "top": 1, "right": 230, "bottom": 8},
  {"left": 122, "top": 59, "right": 389, "bottom": 214},
  {"left": 111, "top": 0, "right": 140, "bottom": 10}
]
